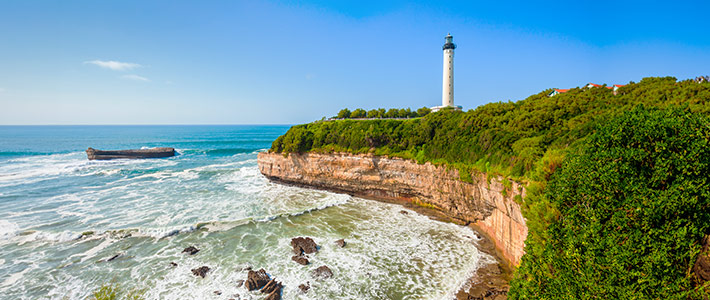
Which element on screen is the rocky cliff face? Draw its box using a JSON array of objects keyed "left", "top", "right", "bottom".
[{"left": 257, "top": 152, "right": 528, "bottom": 266}]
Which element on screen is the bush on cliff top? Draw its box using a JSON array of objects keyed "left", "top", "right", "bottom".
[{"left": 509, "top": 106, "right": 710, "bottom": 299}]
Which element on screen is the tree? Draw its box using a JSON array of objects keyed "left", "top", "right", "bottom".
[
  {"left": 367, "top": 109, "right": 381, "bottom": 118},
  {"left": 416, "top": 106, "right": 431, "bottom": 117},
  {"left": 336, "top": 108, "right": 351, "bottom": 119},
  {"left": 384, "top": 108, "right": 398, "bottom": 118},
  {"left": 350, "top": 108, "right": 367, "bottom": 118}
]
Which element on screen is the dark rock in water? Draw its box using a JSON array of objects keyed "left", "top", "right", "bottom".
[
  {"left": 260, "top": 278, "right": 282, "bottom": 294},
  {"left": 298, "top": 282, "right": 310, "bottom": 293},
  {"left": 399, "top": 210, "right": 409, "bottom": 215},
  {"left": 213, "top": 290, "right": 222, "bottom": 295},
  {"left": 335, "top": 239, "right": 346, "bottom": 248},
  {"left": 312, "top": 265, "right": 333, "bottom": 279},
  {"left": 169, "top": 262, "right": 178, "bottom": 267},
  {"left": 291, "top": 237, "right": 318, "bottom": 255},
  {"left": 291, "top": 255, "right": 309, "bottom": 265},
  {"left": 245, "top": 268, "right": 270, "bottom": 291},
  {"left": 191, "top": 266, "right": 210, "bottom": 278},
  {"left": 235, "top": 279, "right": 244, "bottom": 287},
  {"left": 182, "top": 246, "right": 199, "bottom": 255},
  {"left": 106, "top": 253, "right": 121, "bottom": 262},
  {"left": 86, "top": 147, "right": 176, "bottom": 160}
]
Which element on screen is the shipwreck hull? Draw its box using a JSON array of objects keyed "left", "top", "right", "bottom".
[{"left": 86, "top": 147, "right": 176, "bottom": 160}]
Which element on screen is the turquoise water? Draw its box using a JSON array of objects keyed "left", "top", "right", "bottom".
[{"left": 0, "top": 126, "right": 491, "bottom": 299}]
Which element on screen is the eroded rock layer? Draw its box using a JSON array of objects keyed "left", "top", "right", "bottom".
[{"left": 257, "top": 152, "right": 527, "bottom": 265}]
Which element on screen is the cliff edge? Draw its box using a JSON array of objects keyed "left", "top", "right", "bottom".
[{"left": 257, "top": 151, "right": 527, "bottom": 266}]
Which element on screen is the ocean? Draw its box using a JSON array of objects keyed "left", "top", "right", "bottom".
[{"left": 0, "top": 125, "right": 491, "bottom": 299}]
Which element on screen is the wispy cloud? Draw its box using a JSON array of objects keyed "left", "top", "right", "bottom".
[
  {"left": 84, "top": 60, "right": 142, "bottom": 71},
  {"left": 121, "top": 74, "right": 150, "bottom": 82}
]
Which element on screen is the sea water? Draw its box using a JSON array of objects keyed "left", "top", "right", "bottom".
[{"left": 0, "top": 125, "right": 492, "bottom": 300}]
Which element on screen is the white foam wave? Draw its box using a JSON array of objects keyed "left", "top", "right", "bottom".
[
  {"left": 1, "top": 267, "right": 31, "bottom": 288},
  {"left": 15, "top": 230, "right": 82, "bottom": 245},
  {"left": 0, "top": 220, "right": 19, "bottom": 240}
]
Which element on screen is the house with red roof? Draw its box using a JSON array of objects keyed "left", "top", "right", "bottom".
[{"left": 548, "top": 88, "right": 570, "bottom": 97}]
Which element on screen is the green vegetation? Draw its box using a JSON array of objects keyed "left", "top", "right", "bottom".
[
  {"left": 90, "top": 283, "right": 144, "bottom": 300},
  {"left": 334, "top": 107, "right": 431, "bottom": 119},
  {"left": 509, "top": 106, "right": 710, "bottom": 299},
  {"left": 270, "top": 77, "right": 710, "bottom": 298},
  {"left": 274, "top": 77, "right": 710, "bottom": 181}
]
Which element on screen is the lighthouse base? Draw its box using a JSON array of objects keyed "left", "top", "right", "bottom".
[{"left": 430, "top": 105, "right": 463, "bottom": 112}]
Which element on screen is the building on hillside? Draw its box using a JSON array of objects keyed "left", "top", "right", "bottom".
[
  {"left": 612, "top": 84, "right": 625, "bottom": 95},
  {"left": 431, "top": 33, "right": 463, "bottom": 112},
  {"left": 548, "top": 88, "right": 570, "bottom": 97},
  {"left": 586, "top": 82, "right": 614, "bottom": 90}
]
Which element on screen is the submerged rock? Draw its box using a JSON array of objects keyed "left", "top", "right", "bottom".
[
  {"left": 399, "top": 210, "right": 409, "bottom": 215},
  {"left": 291, "top": 255, "right": 309, "bottom": 265},
  {"left": 335, "top": 239, "right": 346, "bottom": 248},
  {"left": 245, "top": 268, "right": 270, "bottom": 291},
  {"left": 312, "top": 265, "right": 333, "bottom": 279},
  {"left": 191, "top": 266, "right": 210, "bottom": 278},
  {"left": 169, "top": 262, "right": 178, "bottom": 267},
  {"left": 235, "top": 279, "right": 244, "bottom": 288},
  {"left": 106, "top": 253, "right": 121, "bottom": 262},
  {"left": 182, "top": 246, "right": 200, "bottom": 255},
  {"left": 291, "top": 237, "right": 318, "bottom": 255}
]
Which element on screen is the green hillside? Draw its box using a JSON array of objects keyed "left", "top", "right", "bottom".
[{"left": 269, "top": 77, "right": 710, "bottom": 298}]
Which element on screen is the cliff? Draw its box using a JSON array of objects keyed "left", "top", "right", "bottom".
[{"left": 257, "top": 151, "right": 527, "bottom": 266}]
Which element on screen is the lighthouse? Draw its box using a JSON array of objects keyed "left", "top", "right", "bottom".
[{"left": 432, "top": 33, "right": 462, "bottom": 112}]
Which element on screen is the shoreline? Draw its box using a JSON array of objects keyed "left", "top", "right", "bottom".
[{"left": 263, "top": 175, "right": 511, "bottom": 299}]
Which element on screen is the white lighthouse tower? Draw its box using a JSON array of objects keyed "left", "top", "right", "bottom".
[{"left": 432, "top": 33, "right": 462, "bottom": 112}]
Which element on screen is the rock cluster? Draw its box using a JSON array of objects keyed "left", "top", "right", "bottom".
[
  {"left": 244, "top": 268, "right": 282, "bottom": 300},
  {"left": 312, "top": 265, "right": 333, "bottom": 279},
  {"left": 245, "top": 269, "right": 270, "bottom": 291},
  {"left": 291, "top": 237, "right": 318, "bottom": 255},
  {"left": 335, "top": 239, "right": 346, "bottom": 248},
  {"left": 191, "top": 266, "right": 210, "bottom": 278},
  {"left": 291, "top": 255, "right": 309, "bottom": 265},
  {"left": 182, "top": 246, "right": 199, "bottom": 255}
]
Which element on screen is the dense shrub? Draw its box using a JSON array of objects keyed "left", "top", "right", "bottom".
[{"left": 509, "top": 106, "right": 710, "bottom": 299}]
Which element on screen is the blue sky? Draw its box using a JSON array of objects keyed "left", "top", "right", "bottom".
[{"left": 0, "top": 0, "right": 708, "bottom": 125}]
